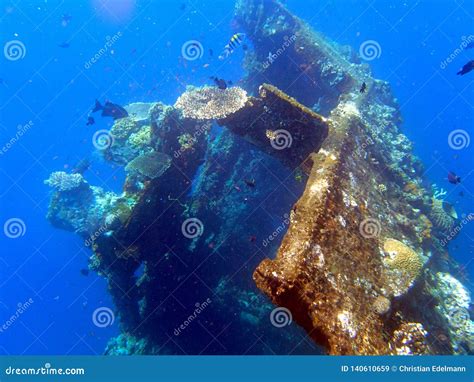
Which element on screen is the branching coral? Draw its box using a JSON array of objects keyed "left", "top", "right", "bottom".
[
  {"left": 174, "top": 86, "right": 248, "bottom": 120},
  {"left": 44, "top": 171, "right": 85, "bottom": 192},
  {"left": 383, "top": 238, "right": 423, "bottom": 296}
]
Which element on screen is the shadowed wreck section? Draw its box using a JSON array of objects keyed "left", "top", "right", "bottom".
[
  {"left": 238, "top": 0, "right": 473, "bottom": 355},
  {"left": 44, "top": 0, "right": 472, "bottom": 355}
]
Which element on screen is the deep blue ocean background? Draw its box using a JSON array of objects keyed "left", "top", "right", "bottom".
[{"left": 0, "top": 0, "right": 473, "bottom": 355}]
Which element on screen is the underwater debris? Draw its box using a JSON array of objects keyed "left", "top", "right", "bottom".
[
  {"left": 44, "top": 171, "right": 85, "bottom": 192},
  {"left": 220, "top": 84, "right": 329, "bottom": 169},
  {"left": 174, "top": 86, "right": 248, "bottom": 120},
  {"left": 125, "top": 151, "right": 172, "bottom": 179}
]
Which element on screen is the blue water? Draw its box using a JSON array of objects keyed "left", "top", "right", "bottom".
[{"left": 0, "top": 0, "right": 472, "bottom": 355}]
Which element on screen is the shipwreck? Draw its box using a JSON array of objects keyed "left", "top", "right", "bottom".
[{"left": 45, "top": 0, "right": 473, "bottom": 355}]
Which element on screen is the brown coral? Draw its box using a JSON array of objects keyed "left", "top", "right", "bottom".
[
  {"left": 383, "top": 238, "right": 423, "bottom": 296},
  {"left": 174, "top": 86, "right": 248, "bottom": 120}
]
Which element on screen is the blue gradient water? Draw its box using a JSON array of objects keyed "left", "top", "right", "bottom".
[{"left": 0, "top": 0, "right": 472, "bottom": 355}]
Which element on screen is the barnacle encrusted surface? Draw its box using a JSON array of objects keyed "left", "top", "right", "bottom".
[{"left": 174, "top": 86, "right": 248, "bottom": 120}]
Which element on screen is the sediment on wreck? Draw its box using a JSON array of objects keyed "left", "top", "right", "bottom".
[{"left": 240, "top": 0, "right": 472, "bottom": 355}]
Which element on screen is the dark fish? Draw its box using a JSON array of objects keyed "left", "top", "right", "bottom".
[
  {"left": 448, "top": 171, "right": 461, "bottom": 184},
  {"left": 80, "top": 268, "right": 89, "bottom": 276},
  {"left": 92, "top": 100, "right": 128, "bottom": 120},
  {"left": 359, "top": 82, "right": 367, "bottom": 93},
  {"left": 244, "top": 179, "right": 256, "bottom": 188},
  {"left": 209, "top": 48, "right": 213, "bottom": 57},
  {"left": 242, "top": 44, "right": 248, "bottom": 51},
  {"left": 179, "top": 3, "right": 186, "bottom": 11},
  {"left": 464, "top": 41, "right": 474, "bottom": 50},
  {"left": 86, "top": 116, "right": 95, "bottom": 126},
  {"left": 72, "top": 158, "right": 91, "bottom": 175},
  {"left": 459, "top": 191, "right": 464, "bottom": 197},
  {"left": 218, "top": 33, "right": 245, "bottom": 60},
  {"left": 249, "top": 235, "right": 256, "bottom": 243},
  {"left": 58, "top": 42, "right": 70, "bottom": 48},
  {"left": 210, "top": 76, "right": 228, "bottom": 90},
  {"left": 457, "top": 60, "right": 474, "bottom": 75}
]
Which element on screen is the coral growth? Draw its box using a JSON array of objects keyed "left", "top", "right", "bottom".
[
  {"left": 431, "top": 272, "right": 474, "bottom": 353},
  {"left": 125, "top": 151, "right": 172, "bottom": 180},
  {"left": 391, "top": 322, "right": 428, "bottom": 355},
  {"left": 175, "top": 86, "right": 248, "bottom": 120},
  {"left": 383, "top": 238, "right": 423, "bottom": 296},
  {"left": 44, "top": 171, "right": 85, "bottom": 192}
]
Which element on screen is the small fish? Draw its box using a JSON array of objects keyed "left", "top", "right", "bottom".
[
  {"left": 80, "top": 268, "right": 89, "bottom": 276},
  {"left": 86, "top": 116, "right": 95, "bottom": 126},
  {"left": 210, "top": 76, "right": 229, "bottom": 90},
  {"left": 448, "top": 171, "right": 461, "bottom": 184},
  {"left": 359, "top": 82, "right": 367, "bottom": 93},
  {"left": 234, "top": 185, "right": 241, "bottom": 192},
  {"left": 218, "top": 33, "right": 245, "bottom": 60},
  {"left": 459, "top": 191, "right": 464, "bottom": 197},
  {"left": 244, "top": 179, "right": 256, "bottom": 188},
  {"left": 242, "top": 44, "right": 248, "bottom": 51},
  {"left": 58, "top": 42, "right": 70, "bottom": 48},
  {"left": 61, "top": 13, "right": 72, "bottom": 27},
  {"left": 92, "top": 100, "right": 128, "bottom": 119},
  {"left": 179, "top": 3, "right": 186, "bottom": 11},
  {"left": 249, "top": 235, "right": 256, "bottom": 243},
  {"left": 457, "top": 60, "right": 474, "bottom": 75},
  {"left": 209, "top": 48, "right": 213, "bottom": 57}
]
